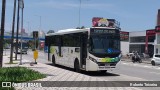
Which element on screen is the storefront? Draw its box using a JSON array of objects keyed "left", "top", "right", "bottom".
[{"left": 129, "top": 30, "right": 155, "bottom": 57}]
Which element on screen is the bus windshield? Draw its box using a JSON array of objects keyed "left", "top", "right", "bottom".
[{"left": 89, "top": 34, "right": 120, "bottom": 57}]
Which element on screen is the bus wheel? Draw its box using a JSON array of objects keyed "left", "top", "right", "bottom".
[
  {"left": 74, "top": 60, "right": 81, "bottom": 73},
  {"left": 52, "top": 55, "right": 56, "bottom": 66}
]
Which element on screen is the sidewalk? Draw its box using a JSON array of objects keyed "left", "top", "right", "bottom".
[{"left": 2, "top": 55, "right": 142, "bottom": 90}]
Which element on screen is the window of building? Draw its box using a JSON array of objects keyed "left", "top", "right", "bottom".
[
  {"left": 148, "top": 36, "right": 155, "bottom": 42},
  {"left": 130, "top": 36, "right": 146, "bottom": 43}
]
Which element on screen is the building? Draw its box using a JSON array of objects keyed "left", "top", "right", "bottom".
[
  {"left": 120, "top": 30, "right": 155, "bottom": 57},
  {"left": 120, "top": 31, "right": 129, "bottom": 55},
  {"left": 154, "top": 9, "right": 160, "bottom": 54}
]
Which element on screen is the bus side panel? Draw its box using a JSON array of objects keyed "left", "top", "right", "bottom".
[
  {"left": 50, "top": 46, "right": 63, "bottom": 66},
  {"left": 68, "top": 47, "right": 80, "bottom": 68},
  {"left": 61, "top": 47, "right": 69, "bottom": 66}
]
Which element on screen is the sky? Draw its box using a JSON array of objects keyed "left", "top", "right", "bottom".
[{"left": 1, "top": 0, "right": 160, "bottom": 33}]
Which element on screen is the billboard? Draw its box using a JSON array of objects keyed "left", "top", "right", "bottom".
[
  {"left": 92, "top": 17, "right": 120, "bottom": 28},
  {"left": 146, "top": 29, "right": 155, "bottom": 36},
  {"left": 120, "top": 31, "right": 129, "bottom": 41}
]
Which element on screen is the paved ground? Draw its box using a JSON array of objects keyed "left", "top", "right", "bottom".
[
  {"left": 2, "top": 51, "right": 144, "bottom": 90},
  {"left": 121, "top": 57, "right": 151, "bottom": 64}
]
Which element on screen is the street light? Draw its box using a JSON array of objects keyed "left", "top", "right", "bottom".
[
  {"left": 15, "top": 0, "right": 20, "bottom": 60},
  {"left": 78, "top": 0, "right": 81, "bottom": 28},
  {"left": 19, "top": 0, "right": 24, "bottom": 65},
  {"left": 78, "top": 0, "right": 89, "bottom": 28}
]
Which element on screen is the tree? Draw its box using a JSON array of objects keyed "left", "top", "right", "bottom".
[
  {"left": 0, "top": 0, "right": 6, "bottom": 67},
  {"left": 47, "top": 30, "right": 54, "bottom": 34},
  {"left": 76, "top": 26, "right": 85, "bottom": 29},
  {"left": 10, "top": 0, "right": 17, "bottom": 63},
  {"left": 81, "top": 26, "right": 85, "bottom": 29}
]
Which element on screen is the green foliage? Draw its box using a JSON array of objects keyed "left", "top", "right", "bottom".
[
  {"left": 0, "top": 67, "right": 46, "bottom": 82},
  {"left": 0, "top": 67, "right": 46, "bottom": 89}
]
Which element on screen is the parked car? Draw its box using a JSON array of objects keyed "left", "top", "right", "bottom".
[
  {"left": 14, "top": 42, "right": 29, "bottom": 54},
  {"left": 151, "top": 54, "right": 160, "bottom": 66}
]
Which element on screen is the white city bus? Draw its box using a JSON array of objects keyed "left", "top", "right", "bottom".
[{"left": 45, "top": 18, "right": 121, "bottom": 73}]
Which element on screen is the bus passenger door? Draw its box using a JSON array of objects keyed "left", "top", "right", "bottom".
[
  {"left": 80, "top": 33, "right": 87, "bottom": 69},
  {"left": 57, "top": 36, "right": 64, "bottom": 65}
]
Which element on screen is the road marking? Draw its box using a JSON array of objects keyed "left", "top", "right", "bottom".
[
  {"left": 127, "top": 87, "right": 143, "bottom": 90},
  {"left": 122, "top": 63, "right": 127, "bottom": 64},
  {"left": 121, "top": 62, "right": 160, "bottom": 70},
  {"left": 133, "top": 64, "right": 138, "bottom": 66},
  {"left": 143, "top": 65, "right": 150, "bottom": 68},
  {"left": 149, "top": 72, "right": 160, "bottom": 75}
]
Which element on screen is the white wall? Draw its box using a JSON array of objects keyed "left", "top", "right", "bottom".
[
  {"left": 129, "top": 31, "right": 146, "bottom": 37},
  {"left": 121, "top": 41, "right": 129, "bottom": 56}
]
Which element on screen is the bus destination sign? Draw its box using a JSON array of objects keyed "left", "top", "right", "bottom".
[{"left": 90, "top": 28, "right": 118, "bottom": 34}]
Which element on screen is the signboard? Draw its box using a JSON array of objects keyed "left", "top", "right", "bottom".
[
  {"left": 155, "top": 26, "right": 160, "bottom": 33},
  {"left": 90, "top": 28, "right": 119, "bottom": 34},
  {"left": 92, "top": 17, "right": 120, "bottom": 28},
  {"left": 120, "top": 31, "right": 129, "bottom": 41},
  {"left": 146, "top": 29, "right": 155, "bottom": 36}
]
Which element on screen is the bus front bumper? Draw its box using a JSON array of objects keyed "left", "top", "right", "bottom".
[{"left": 86, "top": 59, "right": 117, "bottom": 71}]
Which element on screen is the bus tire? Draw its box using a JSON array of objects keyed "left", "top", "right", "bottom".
[
  {"left": 74, "top": 59, "right": 81, "bottom": 73},
  {"left": 52, "top": 55, "right": 56, "bottom": 66}
]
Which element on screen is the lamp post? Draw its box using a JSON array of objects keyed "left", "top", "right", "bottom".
[
  {"left": 78, "top": 0, "right": 81, "bottom": 28},
  {"left": 19, "top": 0, "right": 24, "bottom": 65},
  {"left": 15, "top": 0, "right": 20, "bottom": 60}
]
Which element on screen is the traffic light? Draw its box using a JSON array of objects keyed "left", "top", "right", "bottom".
[{"left": 33, "top": 31, "right": 38, "bottom": 38}]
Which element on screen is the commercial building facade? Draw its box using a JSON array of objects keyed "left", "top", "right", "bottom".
[{"left": 121, "top": 30, "right": 155, "bottom": 57}]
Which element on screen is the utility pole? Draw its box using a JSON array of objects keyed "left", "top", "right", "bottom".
[
  {"left": 10, "top": 0, "right": 17, "bottom": 63},
  {"left": 78, "top": 0, "right": 81, "bottom": 28},
  {"left": 19, "top": 0, "right": 24, "bottom": 65},
  {"left": 0, "top": 0, "right": 6, "bottom": 67},
  {"left": 15, "top": 0, "right": 20, "bottom": 60}
]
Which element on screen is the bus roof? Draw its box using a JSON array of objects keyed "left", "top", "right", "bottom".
[
  {"left": 46, "top": 27, "right": 118, "bottom": 36},
  {"left": 46, "top": 28, "right": 89, "bottom": 36}
]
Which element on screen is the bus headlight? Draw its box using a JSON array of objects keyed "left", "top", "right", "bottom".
[{"left": 89, "top": 56, "right": 97, "bottom": 63}]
